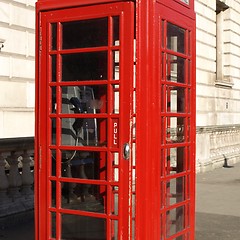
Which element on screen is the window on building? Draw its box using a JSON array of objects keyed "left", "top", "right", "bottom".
[{"left": 215, "top": 0, "right": 232, "bottom": 87}]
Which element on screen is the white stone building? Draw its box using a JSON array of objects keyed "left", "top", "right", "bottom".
[
  {"left": 0, "top": 0, "right": 240, "bottom": 171},
  {"left": 196, "top": 0, "right": 240, "bottom": 171},
  {"left": 0, "top": 0, "right": 35, "bottom": 138}
]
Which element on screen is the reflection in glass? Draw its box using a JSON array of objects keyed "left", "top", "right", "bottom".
[
  {"left": 61, "top": 85, "right": 106, "bottom": 114},
  {"left": 166, "top": 205, "right": 185, "bottom": 237},
  {"left": 166, "top": 54, "right": 185, "bottom": 83},
  {"left": 166, "top": 86, "right": 185, "bottom": 113},
  {"left": 166, "top": 117, "right": 185, "bottom": 143},
  {"left": 62, "top": 52, "right": 108, "bottom": 81},
  {"left": 166, "top": 147, "right": 185, "bottom": 175},
  {"left": 112, "top": 220, "right": 118, "bottom": 240},
  {"left": 167, "top": 22, "right": 185, "bottom": 53},
  {"left": 62, "top": 214, "right": 106, "bottom": 240},
  {"left": 166, "top": 176, "right": 185, "bottom": 206},
  {"left": 111, "top": 85, "right": 120, "bottom": 114},
  {"left": 113, "top": 51, "right": 120, "bottom": 80},
  {"left": 62, "top": 18, "right": 108, "bottom": 49},
  {"left": 181, "top": 0, "right": 189, "bottom": 5}
]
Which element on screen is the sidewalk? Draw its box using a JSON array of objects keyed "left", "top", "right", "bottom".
[
  {"left": 196, "top": 162, "right": 240, "bottom": 240},
  {"left": 1, "top": 162, "right": 240, "bottom": 239}
]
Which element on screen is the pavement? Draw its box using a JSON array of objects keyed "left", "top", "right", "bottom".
[
  {"left": 195, "top": 162, "right": 240, "bottom": 240},
  {"left": 0, "top": 162, "right": 240, "bottom": 239}
]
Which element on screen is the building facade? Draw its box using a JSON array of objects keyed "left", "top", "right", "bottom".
[
  {"left": 0, "top": 0, "right": 35, "bottom": 138},
  {"left": 0, "top": 0, "right": 240, "bottom": 171},
  {"left": 195, "top": 0, "right": 240, "bottom": 171}
]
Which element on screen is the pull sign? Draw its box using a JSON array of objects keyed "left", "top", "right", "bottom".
[
  {"left": 113, "top": 119, "right": 119, "bottom": 147},
  {"left": 123, "top": 143, "right": 130, "bottom": 160}
]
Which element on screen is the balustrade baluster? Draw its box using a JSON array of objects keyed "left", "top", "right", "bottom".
[
  {"left": 7, "top": 152, "right": 22, "bottom": 200},
  {"left": 21, "top": 150, "right": 34, "bottom": 198},
  {"left": 0, "top": 154, "right": 11, "bottom": 215}
]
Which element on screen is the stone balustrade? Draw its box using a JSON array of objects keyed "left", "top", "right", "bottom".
[
  {"left": 0, "top": 137, "right": 34, "bottom": 218},
  {"left": 196, "top": 125, "right": 240, "bottom": 172}
]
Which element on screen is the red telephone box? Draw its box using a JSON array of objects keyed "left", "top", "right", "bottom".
[{"left": 35, "top": 0, "right": 196, "bottom": 239}]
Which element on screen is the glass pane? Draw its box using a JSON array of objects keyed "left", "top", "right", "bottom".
[
  {"left": 51, "top": 181, "right": 56, "bottom": 207},
  {"left": 161, "top": 20, "right": 165, "bottom": 48},
  {"left": 166, "top": 117, "right": 185, "bottom": 143},
  {"left": 61, "top": 182, "right": 105, "bottom": 213},
  {"left": 166, "top": 147, "right": 185, "bottom": 175},
  {"left": 180, "top": 0, "right": 189, "bottom": 5},
  {"left": 62, "top": 52, "right": 108, "bottom": 81},
  {"left": 61, "top": 118, "right": 107, "bottom": 146},
  {"left": 61, "top": 85, "right": 106, "bottom": 114},
  {"left": 166, "top": 176, "right": 185, "bottom": 206},
  {"left": 166, "top": 54, "right": 185, "bottom": 83},
  {"left": 62, "top": 18, "right": 108, "bottom": 49},
  {"left": 113, "top": 16, "right": 119, "bottom": 46},
  {"left": 113, "top": 50, "right": 120, "bottom": 80},
  {"left": 111, "top": 189, "right": 119, "bottom": 215},
  {"left": 51, "top": 23, "right": 57, "bottom": 50},
  {"left": 51, "top": 212, "right": 56, "bottom": 238},
  {"left": 166, "top": 205, "right": 185, "bottom": 237},
  {"left": 51, "top": 118, "right": 56, "bottom": 145},
  {"left": 167, "top": 22, "right": 185, "bottom": 53},
  {"left": 166, "top": 86, "right": 185, "bottom": 113},
  {"left": 51, "top": 86, "right": 57, "bottom": 113},
  {"left": 51, "top": 149, "right": 56, "bottom": 176},
  {"left": 62, "top": 214, "right": 106, "bottom": 239},
  {"left": 61, "top": 151, "right": 106, "bottom": 180},
  {"left": 112, "top": 152, "right": 119, "bottom": 182},
  {"left": 112, "top": 85, "right": 119, "bottom": 113},
  {"left": 112, "top": 220, "right": 118, "bottom": 240},
  {"left": 51, "top": 55, "right": 56, "bottom": 82}
]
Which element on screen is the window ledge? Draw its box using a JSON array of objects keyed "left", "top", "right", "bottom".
[{"left": 215, "top": 78, "right": 233, "bottom": 88}]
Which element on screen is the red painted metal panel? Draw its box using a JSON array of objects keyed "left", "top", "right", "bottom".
[{"left": 36, "top": 0, "right": 125, "bottom": 11}]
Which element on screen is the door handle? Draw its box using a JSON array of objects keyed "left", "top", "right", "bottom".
[{"left": 123, "top": 143, "right": 130, "bottom": 160}]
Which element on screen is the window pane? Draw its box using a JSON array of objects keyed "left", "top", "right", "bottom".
[
  {"left": 62, "top": 18, "right": 108, "bottom": 49},
  {"left": 167, "top": 22, "right": 185, "bottom": 54},
  {"left": 61, "top": 118, "right": 107, "bottom": 147},
  {"left": 61, "top": 85, "right": 106, "bottom": 114},
  {"left": 62, "top": 52, "right": 108, "bottom": 81},
  {"left": 166, "top": 54, "right": 185, "bottom": 83},
  {"left": 166, "top": 176, "right": 186, "bottom": 206},
  {"left": 62, "top": 214, "right": 106, "bottom": 239},
  {"left": 166, "top": 205, "right": 185, "bottom": 237},
  {"left": 166, "top": 147, "right": 185, "bottom": 175},
  {"left": 166, "top": 117, "right": 185, "bottom": 143},
  {"left": 166, "top": 86, "right": 185, "bottom": 113},
  {"left": 51, "top": 23, "right": 57, "bottom": 50}
]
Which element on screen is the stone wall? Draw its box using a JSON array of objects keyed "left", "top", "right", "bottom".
[
  {"left": 0, "top": 0, "right": 35, "bottom": 138},
  {"left": 195, "top": 0, "right": 240, "bottom": 170}
]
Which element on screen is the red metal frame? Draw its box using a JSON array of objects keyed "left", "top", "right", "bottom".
[
  {"left": 35, "top": 0, "right": 196, "bottom": 239},
  {"left": 36, "top": 2, "right": 134, "bottom": 240}
]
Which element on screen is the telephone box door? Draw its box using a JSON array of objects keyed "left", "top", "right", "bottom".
[{"left": 37, "top": 2, "right": 134, "bottom": 239}]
